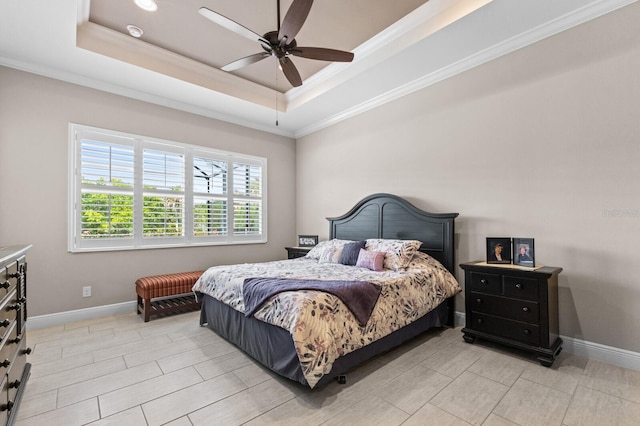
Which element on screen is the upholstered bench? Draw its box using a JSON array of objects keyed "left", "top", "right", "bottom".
[{"left": 135, "top": 271, "right": 205, "bottom": 322}]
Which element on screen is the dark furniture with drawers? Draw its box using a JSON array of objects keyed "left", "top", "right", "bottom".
[
  {"left": 0, "top": 245, "right": 31, "bottom": 425},
  {"left": 460, "top": 261, "right": 562, "bottom": 367},
  {"left": 285, "top": 246, "right": 312, "bottom": 259}
]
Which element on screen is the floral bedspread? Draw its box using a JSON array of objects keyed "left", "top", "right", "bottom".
[{"left": 192, "top": 252, "right": 460, "bottom": 388}]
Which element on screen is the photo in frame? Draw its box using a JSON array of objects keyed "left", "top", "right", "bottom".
[
  {"left": 298, "top": 235, "right": 318, "bottom": 247},
  {"left": 486, "top": 237, "right": 512, "bottom": 264},
  {"left": 513, "top": 237, "right": 535, "bottom": 267}
]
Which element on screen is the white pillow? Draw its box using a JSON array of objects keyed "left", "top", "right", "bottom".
[
  {"left": 305, "top": 239, "right": 351, "bottom": 260},
  {"left": 318, "top": 245, "right": 344, "bottom": 263},
  {"left": 365, "top": 239, "right": 422, "bottom": 271}
]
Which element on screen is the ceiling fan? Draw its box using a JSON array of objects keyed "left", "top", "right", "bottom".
[{"left": 198, "top": 0, "right": 354, "bottom": 87}]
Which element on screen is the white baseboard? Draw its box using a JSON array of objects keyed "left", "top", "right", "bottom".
[
  {"left": 27, "top": 301, "right": 137, "bottom": 330},
  {"left": 454, "top": 312, "right": 640, "bottom": 372},
  {"left": 27, "top": 305, "right": 640, "bottom": 372},
  {"left": 561, "top": 335, "right": 640, "bottom": 372}
]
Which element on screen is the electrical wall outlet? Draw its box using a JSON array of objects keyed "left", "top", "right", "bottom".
[{"left": 82, "top": 286, "right": 91, "bottom": 297}]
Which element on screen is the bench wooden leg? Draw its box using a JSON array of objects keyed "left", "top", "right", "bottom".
[
  {"left": 137, "top": 294, "right": 151, "bottom": 322},
  {"left": 143, "top": 298, "right": 151, "bottom": 322}
]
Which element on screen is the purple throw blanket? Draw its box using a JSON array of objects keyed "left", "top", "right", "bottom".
[{"left": 243, "top": 277, "right": 382, "bottom": 326}]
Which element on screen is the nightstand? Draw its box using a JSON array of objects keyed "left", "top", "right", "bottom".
[
  {"left": 460, "top": 261, "right": 563, "bottom": 367},
  {"left": 285, "top": 246, "right": 311, "bottom": 259}
]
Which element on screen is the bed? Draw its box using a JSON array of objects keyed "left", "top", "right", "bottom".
[{"left": 193, "top": 193, "right": 460, "bottom": 388}]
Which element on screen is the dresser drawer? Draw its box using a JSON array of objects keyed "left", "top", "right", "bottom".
[
  {"left": 0, "top": 374, "right": 8, "bottom": 424},
  {"left": 471, "top": 293, "right": 539, "bottom": 324},
  {"left": 0, "top": 321, "right": 18, "bottom": 377},
  {"left": 503, "top": 275, "right": 539, "bottom": 300},
  {"left": 1, "top": 262, "right": 18, "bottom": 299},
  {"left": 0, "top": 245, "right": 31, "bottom": 423},
  {"left": 471, "top": 312, "right": 540, "bottom": 346},
  {"left": 0, "top": 290, "right": 18, "bottom": 343},
  {"left": 469, "top": 271, "right": 502, "bottom": 294},
  {"left": 7, "top": 334, "right": 27, "bottom": 404}
]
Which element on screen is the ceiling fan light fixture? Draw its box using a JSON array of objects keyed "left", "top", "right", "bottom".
[
  {"left": 134, "top": 0, "right": 158, "bottom": 12},
  {"left": 199, "top": 0, "right": 353, "bottom": 88},
  {"left": 127, "top": 25, "right": 144, "bottom": 38}
]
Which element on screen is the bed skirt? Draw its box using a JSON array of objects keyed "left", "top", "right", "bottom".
[{"left": 198, "top": 293, "right": 451, "bottom": 388}]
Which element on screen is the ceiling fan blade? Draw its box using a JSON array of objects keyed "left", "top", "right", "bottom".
[
  {"left": 221, "top": 52, "right": 272, "bottom": 72},
  {"left": 279, "top": 57, "right": 303, "bottom": 87},
  {"left": 198, "top": 7, "right": 267, "bottom": 45},
  {"left": 290, "top": 47, "right": 354, "bottom": 62},
  {"left": 277, "top": 0, "right": 313, "bottom": 44}
]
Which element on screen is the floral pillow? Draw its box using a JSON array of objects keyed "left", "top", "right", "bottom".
[
  {"left": 355, "top": 249, "right": 385, "bottom": 271},
  {"left": 318, "top": 245, "right": 344, "bottom": 263},
  {"left": 365, "top": 239, "right": 422, "bottom": 271},
  {"left": 305, "top": 239, "right": 351, "bottom": 260}
]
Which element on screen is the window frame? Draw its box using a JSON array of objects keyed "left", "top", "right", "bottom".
[{"left": 68, "top": 123, "right": 267, "bottom": 252}]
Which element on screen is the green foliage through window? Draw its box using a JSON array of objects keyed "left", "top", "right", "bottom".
[{"left": 70, "top": 125, "right": 266, "bottom": 251}]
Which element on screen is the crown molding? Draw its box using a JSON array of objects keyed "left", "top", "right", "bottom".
[
  {"left": 0, "top": 55, "right": 295, "bottom": 138},
  {"left": 294, "top": 0, "right": 638, "bottom": 138}
]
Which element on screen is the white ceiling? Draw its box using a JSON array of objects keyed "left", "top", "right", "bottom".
[{"left": 0, "top": 0, "right": 636, "bottom": 138}]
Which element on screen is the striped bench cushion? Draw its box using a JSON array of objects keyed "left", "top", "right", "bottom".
[{"left": 135, "top": 271, "right": 205, "bottom": 299}]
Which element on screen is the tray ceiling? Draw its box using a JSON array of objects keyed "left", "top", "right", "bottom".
[{"left": 1, "top": 0, "right": 636, "bottom": 137}]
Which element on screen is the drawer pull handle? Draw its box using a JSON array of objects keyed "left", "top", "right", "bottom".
[
  {"left": 515, "top": 283, "right": 522, "bottom": 289},
  {"left": 522, "top": 307, "right": 530, "bottom": 312},
  {"left": 523, "top": 329, "right": 531, "bottom": 335},
  {"left": 0, "top": 281, "right": 9, "bottom": 289},
  {"left": 476, "top": 298, "right": 482, "bottom": 304},
  {"left": 0, "top": 401, "right": 14, "bottom": 412},
  {"left": 8, "top": 380, "right": 20, "bottom": 389},
  {"left": 0, "top": 359, "right": 10, "bottom": 368},
  {"left": 480, "top": 279, "right": 488, "bottom": 285},
  {"left": 8, "top": 336, "right": 21, "bottom": 344},
  {"left": 476, "top": 318, "right": 483, "bottom": 324},
  {"left": 0, "top": 319, "right": 10, "bottom": 328},
  {"left": 21, "top": 347, "right": 32, "bottom": 355},
  {"left": 6, "top": 304, "right": 20, "bottom": 311}
]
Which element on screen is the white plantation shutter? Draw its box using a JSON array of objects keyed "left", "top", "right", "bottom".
[
  {"left": 232, "top": 162, "right": 262, "bottom": 237},
  {"left": 193, "top": 157, "right": 228, "bottom": 238},
  {"left": 69, "top": 124, "right": 267, "bottom": 252},
  {"left": 142, "top": 147, "right": 185, "bottom": 239},
  {"left": 76, "top": 133, "right": 136, "bottom": 248}
]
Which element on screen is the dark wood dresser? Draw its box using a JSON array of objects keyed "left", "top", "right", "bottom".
[
  {"left": 285, "top": 246, "right": 311, "bottom": 259},
  {"left": 460, "top": 261, "right": 563, "bottom": 366},
  {"left": 0, "top": 245, "right": 31, "bottom": 425}
]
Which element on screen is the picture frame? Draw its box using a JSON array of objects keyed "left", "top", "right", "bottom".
[
  {"left": 298, "top": 235, "right": 318, "bottom": 247},
  {"left": 486, "top": 237, "right": 511, "bottom": 264},
  {"left": 513, "top": 237, "right": 535, "bottom": 267}
]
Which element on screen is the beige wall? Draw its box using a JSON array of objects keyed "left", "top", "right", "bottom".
[
  {"left": 296, "top": 4, "right": 640, "bottom": 353},
  {"left": 0, "top": 67, "right": 296, "bottom": 316}
]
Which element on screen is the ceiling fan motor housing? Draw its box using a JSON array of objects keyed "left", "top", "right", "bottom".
[{"left": 261, "top": 31, "right": 297, "bottom": 58}]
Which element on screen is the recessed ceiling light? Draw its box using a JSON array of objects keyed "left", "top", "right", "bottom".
[
  {"left": 127, "top": 25, "right": 144, "bottom": 38},
  {"left": 134, "top": 0, "right": 158, "bottom": 12}
]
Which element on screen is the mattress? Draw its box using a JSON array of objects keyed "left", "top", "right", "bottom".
[{"left": 193, "top": 251, "right": 460, "bottom": 388}]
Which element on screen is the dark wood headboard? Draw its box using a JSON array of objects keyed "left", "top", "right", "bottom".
[{"left": 328, "top": 193, "right": 458, "bottom": 274}]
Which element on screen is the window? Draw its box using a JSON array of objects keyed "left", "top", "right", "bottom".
[{"left": 69, "top": 124, "right": 267, "bottom": 252}]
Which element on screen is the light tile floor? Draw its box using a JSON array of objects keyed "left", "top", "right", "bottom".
[{"left": 15, "top": 311, "right": 640, "bottom": 425}]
